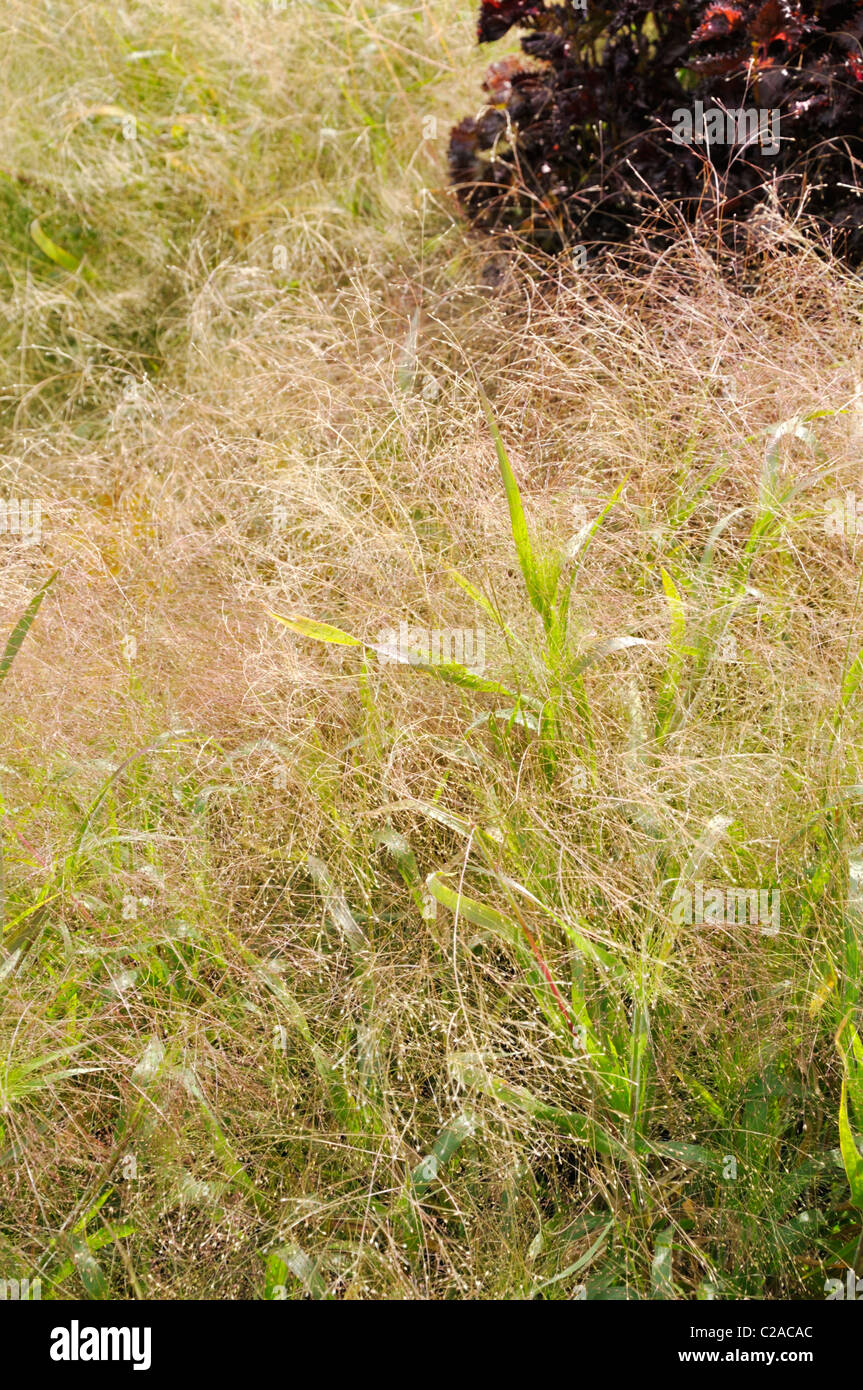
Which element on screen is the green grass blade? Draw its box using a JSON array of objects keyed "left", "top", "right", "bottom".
[
  {"left": 29, "top": 217, "right": 80, "bottom": 273},
  {"left": 307, "top": 854, "right": 367, "bottom": 954},
  {"left": 411, "top": 1111, "right": 475, "bottom": 1196},
  {"left": 476, "top": 382, "right": 548, "bottom": 620},
  {"left": 272, "top": 607, "right": 519, "bottom": 697},
  {"left": 265, "top": 1243, "right": 330, "bottom": 1300},
  {"left": 444, "top": 565, "right": 513, "bottom": 636},
  {"left": 650, "top": 1227, "right": 675, "bottom": 1299},
  {"left": 268, "top": 611, "right": 361, "bottom": 645},
  {"left": 0, "top": 571, "right": 58, "bottom": 688},
  {"left": 450, "top": 1055, "right": 628, "bottom": 1159},
  {"left": 656, "top": 566, "right": 687, "bottom": 736},
  {"left": 839, "top": 1076, "right": 863, "bottom": 1209}
]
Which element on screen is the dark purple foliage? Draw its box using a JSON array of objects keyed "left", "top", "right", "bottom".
[{"left": 449, "top": 1, "right": 863, "bottom": 262}]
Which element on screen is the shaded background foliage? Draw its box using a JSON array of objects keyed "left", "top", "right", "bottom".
[{"left": 449, "top": 0, "right": 863, "bottom": 261}]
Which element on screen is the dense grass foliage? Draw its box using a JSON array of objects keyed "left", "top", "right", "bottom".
[
  {"left": 449, "top": 0, "right": 863, "bottom": 261},
  {"left": 0, "top": 0, "right": 862, "bottom": 1301}
]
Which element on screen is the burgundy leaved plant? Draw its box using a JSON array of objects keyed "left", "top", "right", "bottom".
[{"left": 449, "top": 0, "right": 863, "bottom": 262}]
